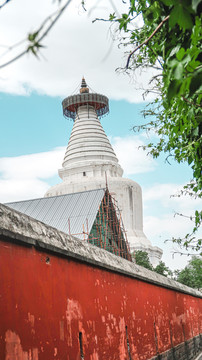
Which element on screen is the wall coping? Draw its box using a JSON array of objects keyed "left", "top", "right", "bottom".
[{"left": 0, "top": 203, "right": 201, "bottom": 298}]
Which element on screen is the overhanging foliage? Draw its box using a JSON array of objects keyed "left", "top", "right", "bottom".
[{"left": 108, "top": 0, "right": 202, "bottom": 252}]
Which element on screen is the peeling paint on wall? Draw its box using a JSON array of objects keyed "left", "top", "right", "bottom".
[
  {"left": 90, "top": 347, "right": 99, "bottom": 360},
  {"left": 66, "top": 299, "right": 83, "bottom": 347},
  {"left": 5, "top": 330, "right": 38, "bottom": 360},
  {"left": 118, "top": 317, "right": 127, "bottom": 360},
  {"left": 59, "top": 320, "right": 64, "bottom": 341}
]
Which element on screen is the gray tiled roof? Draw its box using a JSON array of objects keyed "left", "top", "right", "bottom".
[{"left": 6, "top": 189, "right": 105, "bottom": 239}]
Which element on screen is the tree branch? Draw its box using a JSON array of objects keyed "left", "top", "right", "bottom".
[
  {"left": 126, "top": 15, "right": 170, "bottom": 69},
  {"left": 0, "top": 0, "right": 11, "bottom": 10},
  {"left": 92, "top": 18, "right": 111, "bottom": 23},
  {"left": 0, "top": 0, "right": 72, "bottom": 69},
  {"left": 182, "top": 96, "right": 202, "bottom": 108}
]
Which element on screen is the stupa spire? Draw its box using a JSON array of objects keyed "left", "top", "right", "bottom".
[
  {"left": 80, "top": 77, "right": 89, "bottom": 94},
  {"left": 59, "top": 79, "right": 123, "bottom": 181},
  {"left": 62, "top": 78, "right": 109, "bottom": 120}
]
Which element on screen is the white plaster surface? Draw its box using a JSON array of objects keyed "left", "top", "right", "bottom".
[{"left": 45, "top": 104, "right": 162, "bottom": 265}]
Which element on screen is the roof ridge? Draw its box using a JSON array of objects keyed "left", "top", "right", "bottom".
[{"left": 5, "top": 188, "right": 106, "bottom": 205}]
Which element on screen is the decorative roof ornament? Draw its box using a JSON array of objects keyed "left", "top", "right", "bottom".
[
  {"left": 62, "top": 77, "right": 109, "bottom": 121},
  {"left": 80, "top": 77, "right": 89, "bottom": 94}
]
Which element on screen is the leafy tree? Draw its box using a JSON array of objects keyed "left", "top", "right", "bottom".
[
  {"left": 175, "top": 256, "right": 202, "bottom": 289},
  {"left": 133, "top": 251, "right": 173, "bottom": 277},
  {"left": 133, "top": 251, "right": 202, "bottom": 288},
  {"left": 133, "top": 250, "right": 153, "bottom": 270},
  {"left": 107, "top": 0, "right": 202, "bottom": 252},
  {"left": 154, "top": 261, "right": 172, "bottom": 277}
]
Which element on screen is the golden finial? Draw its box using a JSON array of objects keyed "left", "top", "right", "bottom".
[{"left": 80, "top": 77, "right": 89, "bottom": 94}]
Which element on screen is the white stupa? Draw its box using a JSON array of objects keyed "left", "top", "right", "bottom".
[{"left": 45, "top": 78, "right": 162, "bottom": 265}]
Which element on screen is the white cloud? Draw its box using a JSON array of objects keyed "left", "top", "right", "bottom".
[
  {"left": 142, "top": 183, "right": 202, "bottom": 269},
  {"left": 0, "top": 147, "right": 65, "bottom": 180},
  {"left": 0, "top": 147, "right": 65, "bottom": 202},
  {"left": 143, "top": 183, "right": 201, "bottom": 215},
  {"left": 111, "top": 135, "right": 157, "bottom": 175},
  {"left": 144, "top": 214, "right": 195, "bottom": 241},
  {"left": 144, "top": 213, "right": 202, "bottom": 270},
  {"left": 0, "top": 0, "right": 159, "bottom": 102},
  {"left": 1, "top": 179, "right": 49, "bottom": 203}
]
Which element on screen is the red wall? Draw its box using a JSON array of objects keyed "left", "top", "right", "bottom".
[{"left": 0, "top": 239, "right": 201, "bottom": 360}]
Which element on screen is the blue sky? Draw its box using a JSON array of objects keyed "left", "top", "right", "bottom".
[{"left": 0, "top": 0, "right": 201, "bottom": 270}]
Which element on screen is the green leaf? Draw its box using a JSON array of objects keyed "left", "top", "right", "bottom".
[
  {"left": 167, "top": 79, "right": 181, "bottom": 102},
  {"left": 28, "top": 31, "right": 39, "bottom": 42},
  {"left": 169, "top": 45, "right": 181, "bottom": 58},
  {"left": 169, "top": 5, "right": 179, "bottom": 28},
  {"left": 161, "top": 0, "right": 175, "bottom": 5},
  {"left": 174, "top": 62, "right": 184, "bottom": 79},
  {"left": 176, "top": 48, "right": 185, "bottom": 61},
  {"left": 189, "top": 70, "right": 202, "bottom": 95},
  {"left": 119, "top": 14, "right": 130, "bottom": 31},
  {"left": 192, "top": 127, "right": 199, "bottom": 136},
  {"left": 27, "top": 45, "right": 39, "bottom": 58},
  {"left": 178, "top": 6, "right": 193, "bottom": 29},
  {"left": 109, "top": 13, "right": 115, "bottom": 21},
  {"left": 130, "top": 0, "right": 135, "bottom": 7},
  {"left": 192, "top": 0, "right": 201, "bottom": 11},
  {"left": 169, "top": 4, "right": 193, "bottom": 29},
  {"left": 188, "top": 156, "right": 193, "bottom": 165}
]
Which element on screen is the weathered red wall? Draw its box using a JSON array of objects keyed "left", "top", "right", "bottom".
[{"left": 0, "top": 239, "right": 201, "bottom": 360}]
